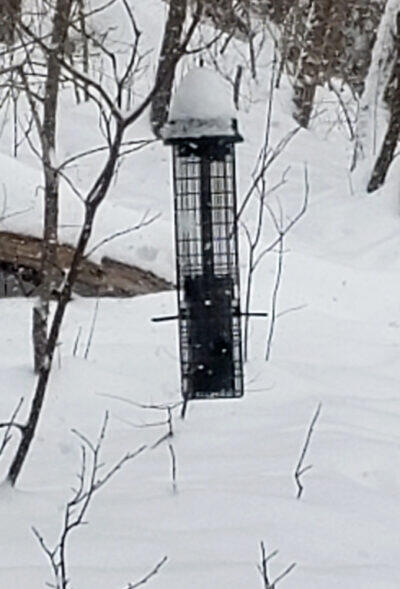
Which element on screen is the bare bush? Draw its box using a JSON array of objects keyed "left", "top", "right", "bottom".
[{"left": 32, "top": 412, "right": 167, "bottom": 589}]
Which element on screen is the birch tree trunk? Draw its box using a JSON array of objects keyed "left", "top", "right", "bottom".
[
  {"left": 351, "top": 0, "right": 400, "bottom": 176},
  {"left": 367, "top": 10, "right": 400, "bottom": 192},
  {"left": 32, "top": 0, "right": 73, "bottom": 373}
]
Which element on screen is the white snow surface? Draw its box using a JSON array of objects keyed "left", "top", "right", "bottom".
[
  {"left": 0, "top": 2, "right": 400, "bottom": 588},
  {"left": 168, "top": 68, "right": 236, "bottom": 122},
  {"left": 162, "top": 67, "right": 239, "bottom": 139}
]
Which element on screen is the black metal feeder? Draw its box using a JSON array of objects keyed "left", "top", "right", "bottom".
[{"left": 161, "top": 68, "right": 244, "bottom": 402}]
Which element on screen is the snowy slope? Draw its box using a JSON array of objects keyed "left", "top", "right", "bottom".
[{"left": 0, "top": 1, "right": 400, "bottom": 588}]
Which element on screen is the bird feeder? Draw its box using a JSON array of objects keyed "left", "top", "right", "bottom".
[{"left": 161, "top": 68, "right": 244, "bottom": 401}]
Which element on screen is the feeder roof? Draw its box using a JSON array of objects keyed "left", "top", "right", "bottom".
[{"left": 162, "top": 68, "right": 242, "bottom": 143}]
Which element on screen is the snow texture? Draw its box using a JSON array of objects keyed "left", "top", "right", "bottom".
[{"left": 162, "top": 67, "right": 240, "bottom": 140}]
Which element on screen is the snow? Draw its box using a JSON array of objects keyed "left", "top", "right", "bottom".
[
  {"left": 162, "top": 67, "right": 240, "bottom": 140},
  {"left": 0, "top": 1, "right": 400, "bottom": 588},
  {"left": 169, "top": 68, "right": 235, "bottom": 122}
]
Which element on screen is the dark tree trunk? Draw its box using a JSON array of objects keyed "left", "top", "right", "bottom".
[
  {"left": 0, "top": 0, "right": 21, "bottom": 44},
  {"left": 367, "top": 11, "right": 400, "bottom": 193},
  {"left": 292, "top": 0, "right": 333, "bottom": 128},
  {"left": 8, "top": 125, "right": 126, "bottom": 487},
  {"left": 150, "top": 0, "right": 188, "bottom": 138}
]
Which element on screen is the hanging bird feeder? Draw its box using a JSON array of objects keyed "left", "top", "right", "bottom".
[{"left": 160, "top": 68, "right": 245, "bottom": 402}]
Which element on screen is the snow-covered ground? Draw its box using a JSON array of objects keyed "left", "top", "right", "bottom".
[{"left": 0, "top": 1, "right": 400, "bottom": 587}]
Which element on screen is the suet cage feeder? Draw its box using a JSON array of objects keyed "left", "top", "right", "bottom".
[{"left": 161, "top": 68, "right": 244, "bottom": 402}]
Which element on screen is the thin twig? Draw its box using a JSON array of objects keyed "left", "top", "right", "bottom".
[
  {"left": 72, "top": 326, "right": 82, "bottom": 357},
  {"left": 83, "top": 298, "right": 99, "bottom": 360},
  {"left": 272, "top": 563, "right": 297, "bottom": 586},
  {"left": 124, "top": 555, "right": 168, "bottom": 588},
  {"left": 97, "top": 392, "right": 182, "bottom": 412},
  {"left": 265, "top": 232, "right": 284, "bottom": 362},
  {"left": 294, "top": 403, "right": 322, "bottom": 499},
  {"left": 168, "top": 442, "right": 177, "bottom": 494},
  {"left": 253, "top": 165, "right": 309, "bottom": 270},
  {"left": 257, "top": 542, "right": 296, "bottom": 588},
  {"left": 0, "top": 397, "right": 25, "bottom": 456},
  {"left": 84, "top": 212, "right": 160, "bottom": 258},
  {"left": 32, "top": 413, "right": 150, "bottom": 589}
]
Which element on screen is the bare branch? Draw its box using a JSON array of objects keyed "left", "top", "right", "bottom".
[
  {"left": 257, "top": 542, "right": 296, "bottom": 588},
  {"left": 84, "top": 212, "right": 161, "bottom": 258},
  {"left": 265, "top": 231, "right": 284, "bottom": 362},
  {"left": 83, "top": 298, "right": 100, "bottom": 360},
  {"left": 123, "top": 555, "right": 168, "bottom": 589},
  {"left": 97, "top": 392, "right": 182, "bottom": 413},
  {"left": 168, "top": 442, "right": 177, "bottom": 494},
  {"left": 58, "top": 139, "right": 154, "bottom": 171},
  {"left": 0, "top": 397, "right": 25, "bottom": 456},
  {"left": 253, "top": 165, "right": 309, "bottom": 271},
  {"left": 117, "top": 0, "right": 142, "bottom": 108},
  {"left": 294, "top": 403, "right": 322, "bottom": 499},
  {"left": 242, "top": 53, "right": 278, "bottom": 360},
  {"left": 33, "top": 414, "right": 151, "bottom": 589},
  {"left": 236, "top": 126, "right": 300, "bottom": 223},
  {"left": 271, "top": 562, "right": 297, "bottom": 586}
]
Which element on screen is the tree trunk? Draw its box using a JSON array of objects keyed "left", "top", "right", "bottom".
[
  {"left": 292, "top": 0, "right": 332, "bottom": 128},
  {"left": 8, "top": 125, "right": 125, "bottom": 487},
  {"left": 367, "top": 11, "right": 400, "bottom": 192},
  {"left": 150, "top": 0, "right": 188, "bottom": 138},
  {"left": 32, "top": 0, "right": 73, "bottom": 373},
  {"left": 0, "top": 0, "right": 21, "bottom": 44},
  {"left": 351, "top": 0, "right": 400, "bottom": 173}
]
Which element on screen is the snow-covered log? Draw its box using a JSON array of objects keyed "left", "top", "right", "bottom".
[{"left": 0, "top": 231, "right": 171, "bottom": 298}]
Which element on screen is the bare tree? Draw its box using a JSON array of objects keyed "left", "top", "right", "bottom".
[
  {"left": 0, "top": 0, "right": 188, "bottom": 487},
  {"left": 29, "top": 0, "right": 74, "bottom": 373},
  {"left": 241, "top": 51, "right": 278, "bottom": 361},
  {"left": 2, "top": 0, "right": 92, "bottom": 370},
  {"left": 2, "top": 0, "right": 204, "bottom": 374},
  {"left": 241, "top": 159, "right": 307, "bottom": 362},
  {"left": 264, "top": 167, "right": 309, "bottom": 362},
  {"left": 32, "top": 413, "right": 167, "bottom": 589},
  {"left": 235, "top": 44, "right": 302, "bottom": 362}
]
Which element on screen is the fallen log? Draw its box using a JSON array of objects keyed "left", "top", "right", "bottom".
[{"left": 0, "top": 231, "right": 172, "bottom": 297}]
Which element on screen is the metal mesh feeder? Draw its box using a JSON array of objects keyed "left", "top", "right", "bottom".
[{"left": 161, "top": 68, "right": 244, "bottom": 402}]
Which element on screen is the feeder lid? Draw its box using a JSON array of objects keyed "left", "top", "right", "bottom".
[{"left": 162, "top": 68, "right": 242, "bottom": 144}]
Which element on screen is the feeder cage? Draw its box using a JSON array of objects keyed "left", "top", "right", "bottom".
[{"left": 162, "top": 68, "right": 244, "bottom": 401}]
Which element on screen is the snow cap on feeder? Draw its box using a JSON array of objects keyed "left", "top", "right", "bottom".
[{"left": 162, "top": 68, "right": 243, "bottom": 146}]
